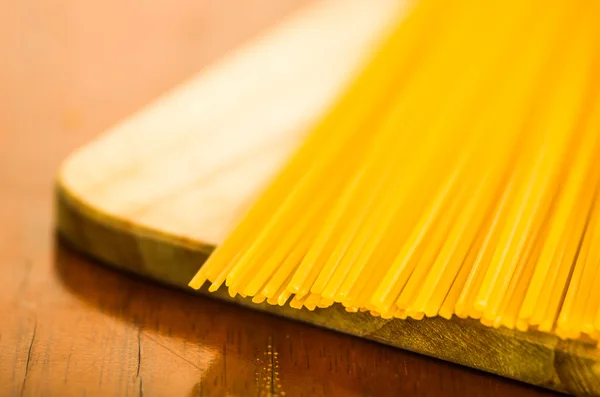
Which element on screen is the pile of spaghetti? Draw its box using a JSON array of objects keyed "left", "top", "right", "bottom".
[{"left": 190, "top": 0, "right": 600, "bottom": 342}]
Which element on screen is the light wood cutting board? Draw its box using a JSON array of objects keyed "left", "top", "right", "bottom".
[{"left": 55, "top": 1, "right": 600, "bottom": 395}]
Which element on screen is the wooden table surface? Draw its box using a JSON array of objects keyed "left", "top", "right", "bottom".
[{"left": 0, "top": 1, "right": 566, "bottom": 396}]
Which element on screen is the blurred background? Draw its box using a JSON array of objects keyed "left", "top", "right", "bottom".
[{"left": 0, "top": 0, "right": 312, "bottom": 187}]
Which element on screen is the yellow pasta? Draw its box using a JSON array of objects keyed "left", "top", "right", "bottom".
[
  {"left": 497, "top": 214, "right": 550, "bottom": 330},
  {"left": 475, "top": 0, "right": 583, "bottom": 319},
  {"left": 438, "top": 215, "right": 490, "bottom": 320},
  {"left": 189, "top": 0, "right": 600, "bottom": 344}
]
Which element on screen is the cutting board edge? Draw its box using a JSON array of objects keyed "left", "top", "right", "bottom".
[{"left": 55, "top": 179, "right": 600, "bottom": 397}]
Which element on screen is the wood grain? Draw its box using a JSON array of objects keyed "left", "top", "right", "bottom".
[{"left": 0, "top": 0, "right": 570, "bottom": 396}]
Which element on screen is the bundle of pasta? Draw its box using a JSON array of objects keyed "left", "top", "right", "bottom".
[{"left": 190, "top": 0, "right": 600, "bottom": 342}]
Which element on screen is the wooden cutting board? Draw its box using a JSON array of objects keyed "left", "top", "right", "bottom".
[{"left": 55, "top": 1, "right": 600, "bottom": 395}]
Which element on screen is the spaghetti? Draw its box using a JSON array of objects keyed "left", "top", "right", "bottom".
[{"left": 190, "top": 0, "right": 600, "bottom": 343}]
